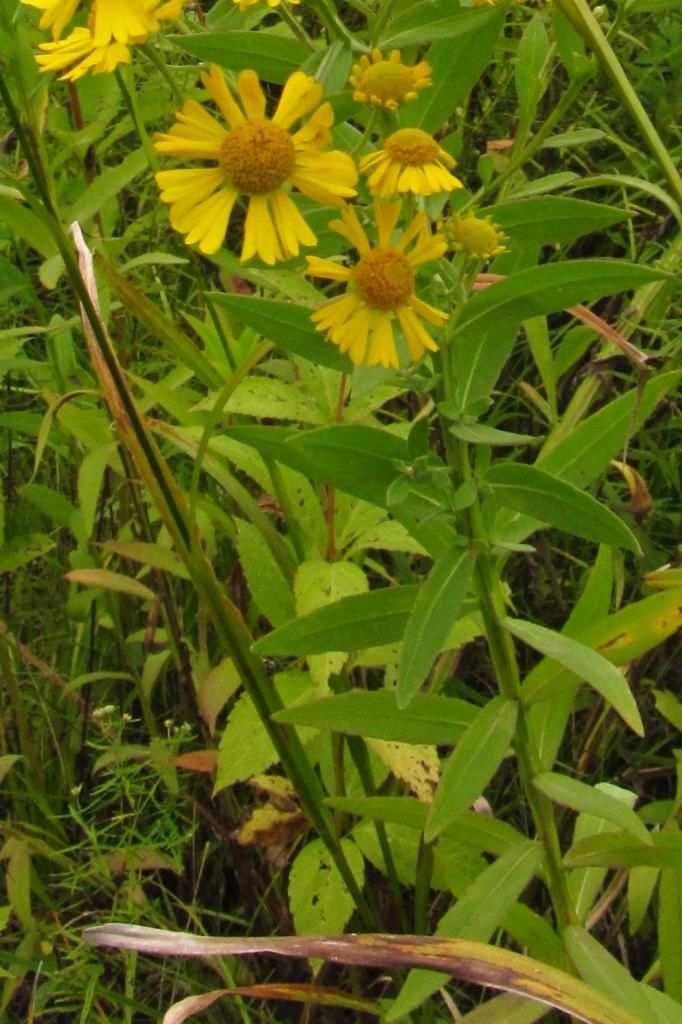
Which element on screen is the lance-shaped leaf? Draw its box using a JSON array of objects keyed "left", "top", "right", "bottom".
[
  {"left": 83, "top": 924, "right": 646, "bottom": 1024},
  {"left": 506, "top": 617, "right": 643, "bottom": 735},
  {"left": 425, "top": 697, "right": 518, "bottom": 842},
  {"left": 209, "top": 294, "right": 348, "bottom": 371},
  {"left": 253, "top": 585, "right": 419, "bottom": 655},
  {"left": 533, "top": 773, "right": 651, "bottom": 845},
  {"left": 273, "top": 691, "right": 477, "bottom": 745},
  {"left": 398, "top": 548, "right": 476, "bottom": 708},
  {"left": 485, "top": 463, "right": 640, "bottom": 552}
]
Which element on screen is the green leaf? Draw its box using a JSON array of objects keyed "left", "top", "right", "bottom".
[
  {"left": 389, "top": 844, "right": 544, "bottom": 1019},
  {"left": 543, "top": 128, "right": 606, "bottom": 148},
  {"left": 506, "top": 617, "right": 643, "bottom": 735},
  {"left": 521, "top": 589, "right": 682, "bottom": 705},
  {"left": 565, "top": 831, "right": 682, "bottom": 869},
  {"left": 533, "top": 773, "right": 651, "bottom": 844},
  {"left": 0, "top": 195, "right": 59, "bottom": 261},
  {"left": 488, "top": 197, "right": 628, "bottom": 245},
  {"left": 288, "top": 425, "right": 407, "bottom": 508},
  {"left": 326, "top": 796, "right": 527, "bottom": 857},
  {"left": 273, "top": 691, "right": 477, "bottom": 744},
  {"left": 563, "top": 926, "right": 663, "bottom": 1024},
  {"left": 485, "top": 463, "right": 640, "bottom": 551},
  {"left": 454, "top": 260, "right": 669, "bottom": 413},
  {"left": 0, "top": 532, "right": 54, "bottom": 573},
  {"left": 425, "top": 697, "right": 518, "bottom": 841},
  {"left": 221, "top": 377, "right": 324, "bottom": 425},
  {"left": 653, "top": 690, "right": 682, "bottom": 731},
  {"left": 101, "top": 540, "right": 191, "bottom": 580},
  {"left": 400, "top": 9, "right": 505, "bottom": 133},
  {"left": 253, "top": 584, "right": 419, "bottom": 655},
  {"left": 659, "top": 833, "right": 682, "bottom": 1003},
  {"left": 289, "top": 837, "right": 364, "bottom": 937},
  {"left": 448, "top": 422, "right": 538, "bottom": 446},
  {"left": 171, "top": 32, "right": 311, "bottom": 83},
  {"left": 458, "top": 994, "right": 550, "bottom": 1024},
  {"left": 236, "top": 519, "right": 296, "bottom": 627},
  {"left": 398, "top": 548, "right": 476, "bottom": 708},
  {"left": 214, "top": 672, "right": 316, "bottom": 793},
  {"left": 209, "top": 294, "right": 349, "bottom": 372},
  {"left": 226, "top": 423, "right": 406, "bottom": 508},
  {"left": 294, "top": 558, "right": 368, "bottom": 685},
  {"left": 379, "top": 3, "right": 503, "bottom": 47},
  {"left": 97, "top": 257, "right": 222, "bottom": 390},
  {"left": 66, "top": 149, "right": 147, "bottom": 225}
]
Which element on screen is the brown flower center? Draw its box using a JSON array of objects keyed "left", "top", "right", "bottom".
[
  {"left": 219, "top": 120, "right": 295, "bottom": 194},
  {"left": 384, "top": 128, "right": 440, "bottom": 166},
  {"left": 354, "top": 248, "right": 414, "bottom": 310}
]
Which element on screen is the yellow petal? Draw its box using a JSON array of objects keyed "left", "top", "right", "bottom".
[
  {"left": 408, "top": 294, "right": 448, "bottom": 326},
  {"left": 367, "top": 312, "right": 399, "bottom": 368},
  {"left": 272, "top": 71, "right": 323, "bottom": 130},
  {"left": 270, "top": 189, "right": 316, "bottom": 259},
  {"left": 237, "top": 70, "right": 267, "bottom": 120},
  {"left": 200, "top": 64, "right": 245, "bottom": 127},
  {"left": 397, "top": 306, "right": 439, "bottom": 361},
  {"left": 291, "top": 102, "right": 333, "bottom": 148},
  {"left": 375, "top": 200, "right": 401, "bottom": 247},
  {"left": 305, "top": 256, "right": 352, "bottom": 282},
  {"left": 183, "top": 189, "right": 237, "bottom": 254},
  {"left": 156, "top": 166, "right": 224, "bottom": 204},
  {"left": 242, "top": 194, "right": 283, "bottom": 265},
  {"left": 328, "top": 205, "right": 369, "bottom": 253}
]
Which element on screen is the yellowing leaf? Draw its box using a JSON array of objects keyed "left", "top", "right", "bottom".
[
  {"left": 368, "top": 739, "right": 439, "bottom": 803},
  {"left": 65, "top": 568, "right": 155, "bottom": 602}
]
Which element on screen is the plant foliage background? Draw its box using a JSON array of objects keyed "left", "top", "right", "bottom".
[{"left": 0, "top": 0, "right": 681, "bottom": 1021}]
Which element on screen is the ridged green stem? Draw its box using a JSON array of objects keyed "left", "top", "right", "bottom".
[{"left": 439, "top": 338, "right": 576, "bottom": 932}]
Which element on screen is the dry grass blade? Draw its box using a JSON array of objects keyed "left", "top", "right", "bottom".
[
  {"left": 162, "top": 984, "right": 381, "bottom": 1024},
  {"left": 83, "top": 925, "right": 645, "bottom": 1024}
]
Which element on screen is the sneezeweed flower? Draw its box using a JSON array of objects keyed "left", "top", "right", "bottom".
[
  {"left": 361, "top": 128, "right": 463, "bottom": 197},
  {"left": 35, "top": 27, "right": 135, "bottom": 79},
  {"left": 22, "top": 0, "right": 183, "bottom": 41},
  {"left": 349, "top": 49, "right": 431, "bottom": 111},
  {"left": 232, "top": 0, "right": 300, "bottom": 8},
  {"left": 33, "top": 0, "right": 185, "bottom": 80},
  {"left": 443, "top": 211, "right": 506, "bottom": 260},
  {"left": 20, "top": 0, "right": 80, "bottom": 39},
  {"left": 154, "top": 65, "right": 358, "bottom": 262},
  {"left": 305, "top": 202, "right": 447, "bottom": 369}
]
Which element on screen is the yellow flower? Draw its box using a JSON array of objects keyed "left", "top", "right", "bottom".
[
  {"left": 33, "top": 0, "right": 185, "bottom": 79},
  {"left": 349, "top": 48, "right": 431, "bottom": 111},
  {"left": 20, "top": 0, "right": 80, "bottom": 39},
  {"left": 305, "top": 202, "right": 447, "bottom": 369},
  {"left": 444, "top": 211, "right": 506, "bottom": 260},
  {"left": 154, "top": 65, "right": 358, "bottom": 263},
  {"left": 22, "top": 0, "right": 183, "bottom": 42},
  {"left": 360, "top": 128, "right": 463, "bottom": 197},
  {"left": 35, "top": 27, "right": 136, "bottom": 79},
  {"left": 232, "top": 0, "right": 300, "bottom": 9}
]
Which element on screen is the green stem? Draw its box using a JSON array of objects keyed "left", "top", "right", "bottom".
[
  {"left": 553, "top": 0, "right": 682, "bottom": 206},
  {"left": 115, "top": 67, "right": 158, "bottom": 172},
  {"left": 140, "top": 42, "right": 185, "bottom": 107},
  {"left": 0, "top": 75, "right": 377, "bottom": 933},
  {"left": 438, "top": 340, "right": 575, "bottom": 932},
  {"left": 277, "top": 1, "right": 316, "bottom": 51}
]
